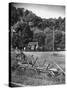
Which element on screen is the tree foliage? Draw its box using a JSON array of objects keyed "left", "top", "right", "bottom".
[
  {"left": 10, "top": 4, "right": 65, "bottom": 51},
  {"left": 12, "top": 22, "right": 33, "bottom": 49}
]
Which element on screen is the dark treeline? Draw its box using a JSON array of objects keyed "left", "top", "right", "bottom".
[{"left": 10, "top": 4, "right": 65, "bottom": 51}]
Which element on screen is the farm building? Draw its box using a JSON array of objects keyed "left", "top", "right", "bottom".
[{"left": 28, "top": 42, "right": 38, "bottom": 51}]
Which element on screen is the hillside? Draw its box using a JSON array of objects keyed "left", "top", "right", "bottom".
[{"left": 10, "top": 4, "right": 65, "bottom": 51}]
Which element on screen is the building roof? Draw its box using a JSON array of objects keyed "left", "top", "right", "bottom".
[{"left": 28, "top": 42, "right": 38, "bottom": 46}]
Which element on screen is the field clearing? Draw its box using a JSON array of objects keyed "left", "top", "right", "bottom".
[
  {"left": 23, "top": 51, "right": 65, "bottom": 71},
  {"left": 11, "top": 51, "right": 65, "bottom": 86}
]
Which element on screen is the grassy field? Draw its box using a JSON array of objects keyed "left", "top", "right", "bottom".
[{"left": 11, "top": 50, "right": 65, "bottom": 86}]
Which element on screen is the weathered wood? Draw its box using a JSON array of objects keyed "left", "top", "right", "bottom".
[{"left": 54, "top": 62, "right": 65, "bottom": 74}]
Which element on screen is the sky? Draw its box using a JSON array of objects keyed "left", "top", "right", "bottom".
[{"left": 13, "top": 3, "right": 65, "bottom": 19}]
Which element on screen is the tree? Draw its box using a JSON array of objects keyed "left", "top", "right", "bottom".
[
  {"left": 12, "top": 34, "right": 23, "bottom": 49},
  {"left": 12, "top": 22, "right": 33, "bottom": 49},
  {"left": 10, "top": 4, "right": 18, "bottom": 26},
  {"left": 33, "top": 32, "right": 46, "bottom": 47},
  {"left": 54, "top": 31, "right": 63, "bottom": 50}
]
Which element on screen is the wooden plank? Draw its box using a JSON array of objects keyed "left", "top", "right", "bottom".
[{"left": 54, "top": 62, "right": 65, "bottom": 74}]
